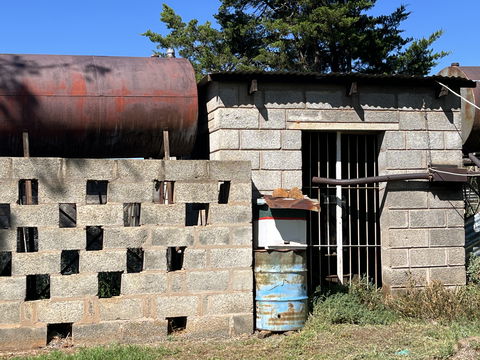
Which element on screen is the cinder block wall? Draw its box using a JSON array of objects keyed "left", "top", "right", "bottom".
[
  {"left": 0, "top": 158, "right": 252, "bottom": 350},
  {"left": 204, "top": 79, "right": 465, "bottom": 289}
]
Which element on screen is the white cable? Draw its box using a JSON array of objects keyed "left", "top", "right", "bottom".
[
  {"left": 437, "top": 81, "right": 480, "bottom": 111},
  {"left": 431, "top": 168, "right": 480, "bottom": 177}
]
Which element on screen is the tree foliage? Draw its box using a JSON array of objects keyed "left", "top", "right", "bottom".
[{"left": 143, "top": 0, "right": 448, "bottom": 77}]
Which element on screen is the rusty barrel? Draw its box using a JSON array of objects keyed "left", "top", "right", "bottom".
[{"left": 255, "top": 249, "right": 308, "bottom": 331}]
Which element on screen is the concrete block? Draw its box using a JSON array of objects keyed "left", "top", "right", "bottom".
[
  {"left": 0, "top": 277, "right": 26, "bottom": 300},
  {"left": 116, "top": 159, "right": 165, "bottom": 181},
  {"left": 103, "top": 227, "right": 149, "bottom": 249},
  {"left": 282, "top": 171, "right": 302, "bottom": 189},
  {"left": 430, "top": 267, "right": 466, "bottom": 286},
  {"left": 259, "top": 109, "right": 286, "bottom": 129},
  {"left": 198, "top": 226, "right": 229, "bottom": 245},
  {"left": 306, "top": 89, "right": 350, "bottom": 109},
  {"left": 12, "top": 158, "right": 62, "bottom": 179},
  {"left": 156, "top": 295, "right": 199, "bottom": 317},
  {"left": 74, "top": 322, "right": 123, "bottom": 345},
  {"left": 444, "top": 131, "right": 462, "bottom": 150},
  {"left": 151, "top": 227, "right": 194, "bottom": 247},
  {"left": 240, "top": 130, "right": 281, "bottom": 150},
  {"left": 252, "top": 170, "right": 282, "bottom": 191},
  {"left": 430, "top": 228, "right": 464, "bottom": 247},
  {"left": 13, "top": 253, "right": 60, "bottom": 275},
  {"left": 229, "top": 182, "right": 253, "bottom": 203},
  {"left": 39, "top": 228, "right": 85, "bottom": 251},
  {"left": 0, "top": 180, "right": 17, "bottom": 203},
  {"left": 143, "top": 248, "right": 167, "bottom": 271},
  {"left": 211, "top": 108, "right": 259, "bottom": 129},
  {"left": 209, "top": 204, "right": 251, "bottom": 224},
  {"left": 39, "top": 179, "right": 86, "bottom": 204},
  {"left": 387, "top": 210, "right": 408, "bottom": 229},
  {"left": 63, "top": 158, "right": 116, "bottom": 179},
  {"left": 0, "top": 302, "right": 21, "bottom": 323},
  {"left": 0, "top": 230, "right": 16, "bottom": 251},
  {"left": 141, "top": 204, "right": 185, "bottom": 226},
  {"left": 233, "top": 314, "right": 254, "bottom": 335},
  {"left": 77, "top": 204, "right": 124, "bottom": 226},
  {"left": 410, "top": 248, "right": 446, "bottom": 267},
  {"left": 168, "top": 271, "right": 186, "bottom": 293},
  {"left": 10, "top": 204, "right": 58, "bottom": 227},
  {"left": 385, "top": 189, "right": 427, "bottom": 209},
  {"left": 405, "top": 132, "right": 440, "bottom": 150},
  {"left": 364, "top": 110, "right": 399, "bottom": 123},
  {"left": 175, "top": 181, "right": 219, "bottom": 203},
  {"left": 0, "top": 326, "right": 46, "bottom": 350},
  {"left": 122, "top": 272, "right": 167, "bottom": 295},
  {"left": 208, "top": 161, "right": 251, "bottom": 182},
  {"left": 427, "top": 112, "right": 461, "bottom": 131},
  {"left": 446, "top": 208, "right": 464, "bottom": 227},
  {"left": 388, "top": 249, "right": 409, "bottom": 268},
  {"left": 382, "top": 268, "right": 427, "bottom": 288},
  {"left": 261, "top": 151, "right": 302, "bottom": 170},
  {"left": 37, "top": 300, "right": 84, "bottom": 324},
  {"left": 210, "top": 130, "right": 240, "bottom": 151},
  {"left": 99, "top": 297, "right": 143, "bottom": 321},
  {"left": 387, "top": 229, "right": 429, "bottom": 248},
  {"left": 427, "top": 188, "right": 463, "bottom": 209},
  {"left": 183, "top": 249, "right": 207, "bottom": 269},
  {"left": 80, "top": 250, "right": 126, "bottom": 272},
  {"left": 409, "top": 210, "right": 445, "bottom": 228},
  {"left": 206, "top": 83, "right": 238, "bottom": 112},
  {"left": 206, "top": 292, "right": 252, "bottom": 314},
  {"left": 230, "top": 225, "right": 252, "bottom": 246},
  {"left": 209, "top": 248, "right": 252, "bottom": 268},
  {"left": 382, "top": 131, "right": 405, "bottom": 150},
  {"left": 0, "top": 158, "right": 12, "bottom": 179},
  {"left": 265, "top": 90, "right": 304, "bottom": 109},
  {"left": 398, "top": 112, "right": 425, "bottom": 130},
  {"left": 429, "top": 150, "right": 462, "bottom": 166},
  {"left": 121, "top": 320, "right": 168, "bottom": 343},
  {"left": 108, "top": 182, "right": 153, "bottom": 203},
  {"left": 231, "top": 270, "right": 253, "bottom": 291},
  {"left": 210, "top": 151, "right": 260, "bottom": 170},
  {"left": 183, "top": 315, "right": 230, "bottom": 338},
  {"left": 281, "top": 130, "right": 302, "bottom": 150},
  {"left": 164, "top": 160, "right": 209, "bottom": 181},
  {"left": 447, "top": 248, "right": 466, "bottom": 266},
  {"left": 385, "top": 150, "right": 426, "bottom": 169},
  {"left": 187, "top": 271, "right": 229, "bottom": 291},
  {"left": 50, "top": 274, "right": 97, "bottom": 298}
]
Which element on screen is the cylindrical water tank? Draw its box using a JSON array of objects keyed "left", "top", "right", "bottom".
[{"left": 0, "top": 54, "right": 198, "bottom": 158}]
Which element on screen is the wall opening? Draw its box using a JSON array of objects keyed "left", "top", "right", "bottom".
[
  {"left": 47, "top": 323, "right": 72, "bottom": 345},
  {"left": 59, "top": 203, "right": 77, "bottom": 228},
  {"left": 86, "top": 180, "right": 108, "bottom": 204},
  {"left": 98, "top": 271, "right": 122, "bottom": 298},
  {"left": 218, "top": 181, "right": 231, "bottom": 204},
  {"left": 25, "top": 274, "right": 50, "bottom": 301},
  {"left": 127, "top": 248, "right": 144, "bottom": 273},
  {"left": 0, "top": 204, "right": 11, "bottom": 229},
  {"left": 166, "top": 247, "right": 185, "bottom": 272},
  {"left": 61, "top": 250, "right": 79, "bottom": 275},
  {"left": 86, "top": 226, "right": 103, "bottom": 251},
  {"left": 302, "top": 132, "right": 381, "bottom": 291},
  {"left": 0, "top": 251, "right": 12, "bottom": 276},
  {"left": 167, "top": 316, "right": 187, "bottom": 334},
  {"left": 153, "top": 180, "right": 175, "bottom": 204},
  {"left": 18, "top": 179, "right": 38, "bottom": 205},
  {"left": 185, "top": 203, "right": 209, "bottom": 226},
  {"left": 17, "top": 227, "right": 38, "bottom": 252},
  {"left": 123, "top": 203, "right": 141, "bottom": 227}
]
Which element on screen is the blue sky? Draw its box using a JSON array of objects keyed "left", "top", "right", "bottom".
[{"left": 0, "top": 0, "right": 478, "bottom": 74}]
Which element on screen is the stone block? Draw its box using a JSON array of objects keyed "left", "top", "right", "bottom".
[
  {"left": 447, "top": 248, "right": 466, "bottom": 266},
  {"left": 0, "top": 180, "right": 17, "bottom": 203},
  {"left": 0, "top": 326, "right": 46, "bottom": 350},
  {"left": 210, "top": 151, "right": 260, "bottom": 170},
  {"left": 0, "top": 302, "right": 21, "bottom": 323},
  {"left": 141, "top": 204, "right": 185, "bottom": 226},
  {"left": 99, "top": 297, "right": 143, "bottom": 321},
  {"left": 183, "top": 315, "right": 231, "bottom": 338},
  {"left": 0, "top": 158, "right": 12, "bottom": 179},
  {"left": 183, "top": 249, "right": 207, "bottom": 269},
  {"left": 175, "top": 181, "right": 219, "bottom": 203},
  {"left": 427, "top": 112, "right": 461, "bottom": 131},
  {"left": 229, "top": 182, "right": 253, "bottom": 203},
  {"left": 80, "top": 250, "right": 126, "bottom": 272},
  {"left": 143, "top": 248, "right": 167, "bottom": 271},
  {"left": 240, "top": 130, "right": 281, "bottom": 150},
  {"left": 385, "top": 150, "right": 426, "bottom": 169},
  {"left": 231, "top": 270, "right": 253, "bottom": 291},
  {"left": 209, "top": 204, "right": 251, "bottom": 224},
  {"left": 206, "top": 292, "right": 252, "bottom": 314},
  {"left": 50, "top": 274, "right": 97, "bottom": 298},
  {"left": 0, "top": 230, "right": 16, "bottom": 251},
  {"left": 39, "top": 228, "right": 85, "bottom": 251},
  {"left": 63, "top": 158, "right": 116, "bottom": 179},
  {"left": 39, "top": 179, "right": 86, "bottom": 204},
  {"left": 382, "top": 267, "right": 427, "bottom": 288},
  {"left": 430, "top": 267, "right": 466, "bottom": 286},
  {"left": 251, "top": 170, "right": 282, "bottom": 191},
  {"left": 230, "top": 225, "right": 252, "bottom": 246},
  {"left": 427, "top": 188, "right": 463, "bottom": 209},
  {"left": 429, "top": 150, "right": 462, "bottom": 166},
  {"left": 76, "top": 204, "right": 124, "bottom": 226},
  {"left": 405, "top": 131, "right": 444, "bottom": 150},
  {"left": 209, "top": 248, "right": 252, "bottom": 268},
  {"left": 211, "top": 108, "right": 259, "bottom": 129},
  {"left": 306, "top": 89, "right": 350, "bottom": 109},
  {"left": 103, "top": 227, "right": 149, "bottom": 249},
  {"left": 12, "top": 158, "right": 62, "bottom": 179},
  {"left": 282, "top": 171, "right": 302, "bottom": 189},
  {"left": 108, "top": 182, "right": 153, "bottom": 203},
  {"left": 164, "top": 160, "right": 209, "bottom": 181},
  {"left": 38, "top": 300, "right": 84, "bottom": 323},
  {"left": 122, "top": 272, "right": 167, "bottom": 295},
  {"left": 121, "top": 320, "right": 168, "bottom": 343},
  {"left": 116, "top": 159, "right": 165, "bottom": 181},
  {"left": 446, "top": 209, "right": 464, "bottom": 227},
  {"left": 210, "top": 130, "right": 240, "bottom": 151},
  {"left": 429, "top": 228, "right": 464, "bottom": 247},
  {"left": 387, "top": 210, "right": 408, "bottom": 229},
  {"left": 261, "top": 151, "right": 302, "bottom": 170},
  {"left": 381, "top": 131, "right": 405, "bottom": 150},
  {"left": 10, "top": 204, "right": 58, "bottom": 227},
  {"left": 156, "top": 295, "right": 199, "bottom": 317},
  {"left": 198, "top": 226, "right": 230, "bottom": 245},
  {"left": 281, "top": 130, "right": 302, "bottom": 150},
  {"left": 444, "top": 131, "right": 462, "bottom": 150},
  {"left": 265, "top": 90, "right": 304, "bottom": 109},
  {"left": 12, "top": 253, "right": 60, "bottom": 275},
  {"left": 187, "top": 271, "right": 229, "bottom": 291},
  {"left": 409, "top": 210, "right": 445, "bottom": 228},
  {"left": 259, "top": 109, "right": 286, "bottom": 129},
  {"left": 398, "top": 112, "right": 425, "bottom": 130},
  {"left": 168, "top": 271, "right": 186, "bottom": 293},
  {"left": 151, "top": 227, "right": 194, "bottom": 247},
  {"left": 387, "top": 229, "right": 429, "bottom": 248},
  {"left": 385, "top": 189, "right": 428, "bottom": 209},
  {"left": 364, "top": 110, "right": 399, "bottom": 123},
  {"left": 410, "top": 248, "right": 446, "bottom": 267},
  {"left": 233, "top": 314, "right": 254, "bottom": 335},
  {"left": 388, "top": 249, "right": 409, "bottom": 268},
  {"left": 74, "top": 322, "right": 123, "bottom": 345},
  {"left": 208, "top": 161, "right": 251, "bottom": 182},
  {"left": 0, "top": 277, "right": 26, "bottom": 300}
]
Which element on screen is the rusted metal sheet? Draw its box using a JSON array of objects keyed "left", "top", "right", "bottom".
[
  {"left": 255, "top": 249, "right": 308, "bottom": 331},
  {"left": 263, "top": 195, "right": 320, "bottom": 212},
  {"left": 0, "top": 54, "right": 198, "bottom": 158}
]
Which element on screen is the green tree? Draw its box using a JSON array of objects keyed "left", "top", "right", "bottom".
[{"left": 143, "top": 0, "right": 448, "bottom": 78}]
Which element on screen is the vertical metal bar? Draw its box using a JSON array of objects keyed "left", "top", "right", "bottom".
[
  {"left": 347, "top": 135, "right": 352, "bottom": 283},
  {"left": 326, "top": 134, "right": 330, "bottom": 263},
  {"left": 356, "top": 136, "right": 361, "bottom": 278},
  {"left": 373, "top": 135, "right": 379, "bottom": 286},
  {"left": 336, "top": 132, "right": 343, "bottom": 284},
  {"left": 163, "top": 130, "right": 173, "bottom": 204},
  {"left": 365, "top": 137, "right": 369, "bottom": 282}
]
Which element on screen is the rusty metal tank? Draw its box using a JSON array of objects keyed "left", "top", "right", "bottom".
[
  {"left": 0, "top": 54, "right": 198, "bottom": 158},
  {"left": 438, "top": 65, "right": 480, "bottom": 152}
]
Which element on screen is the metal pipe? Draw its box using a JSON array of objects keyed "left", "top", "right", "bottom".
[
  {"left": 312, "top": 172, "right": 431, "bottom": 186},
  {"left": 469, "top": 153, "right": 480, "bottom": 168}
]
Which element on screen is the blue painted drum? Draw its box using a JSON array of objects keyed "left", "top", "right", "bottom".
[{"left": 255, "top": 249, "right": 308, "bottom": 331}]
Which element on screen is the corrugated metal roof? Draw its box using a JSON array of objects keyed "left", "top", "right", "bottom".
[{"left": 198, "top": 70, "right": 476, "bottom": 88}]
